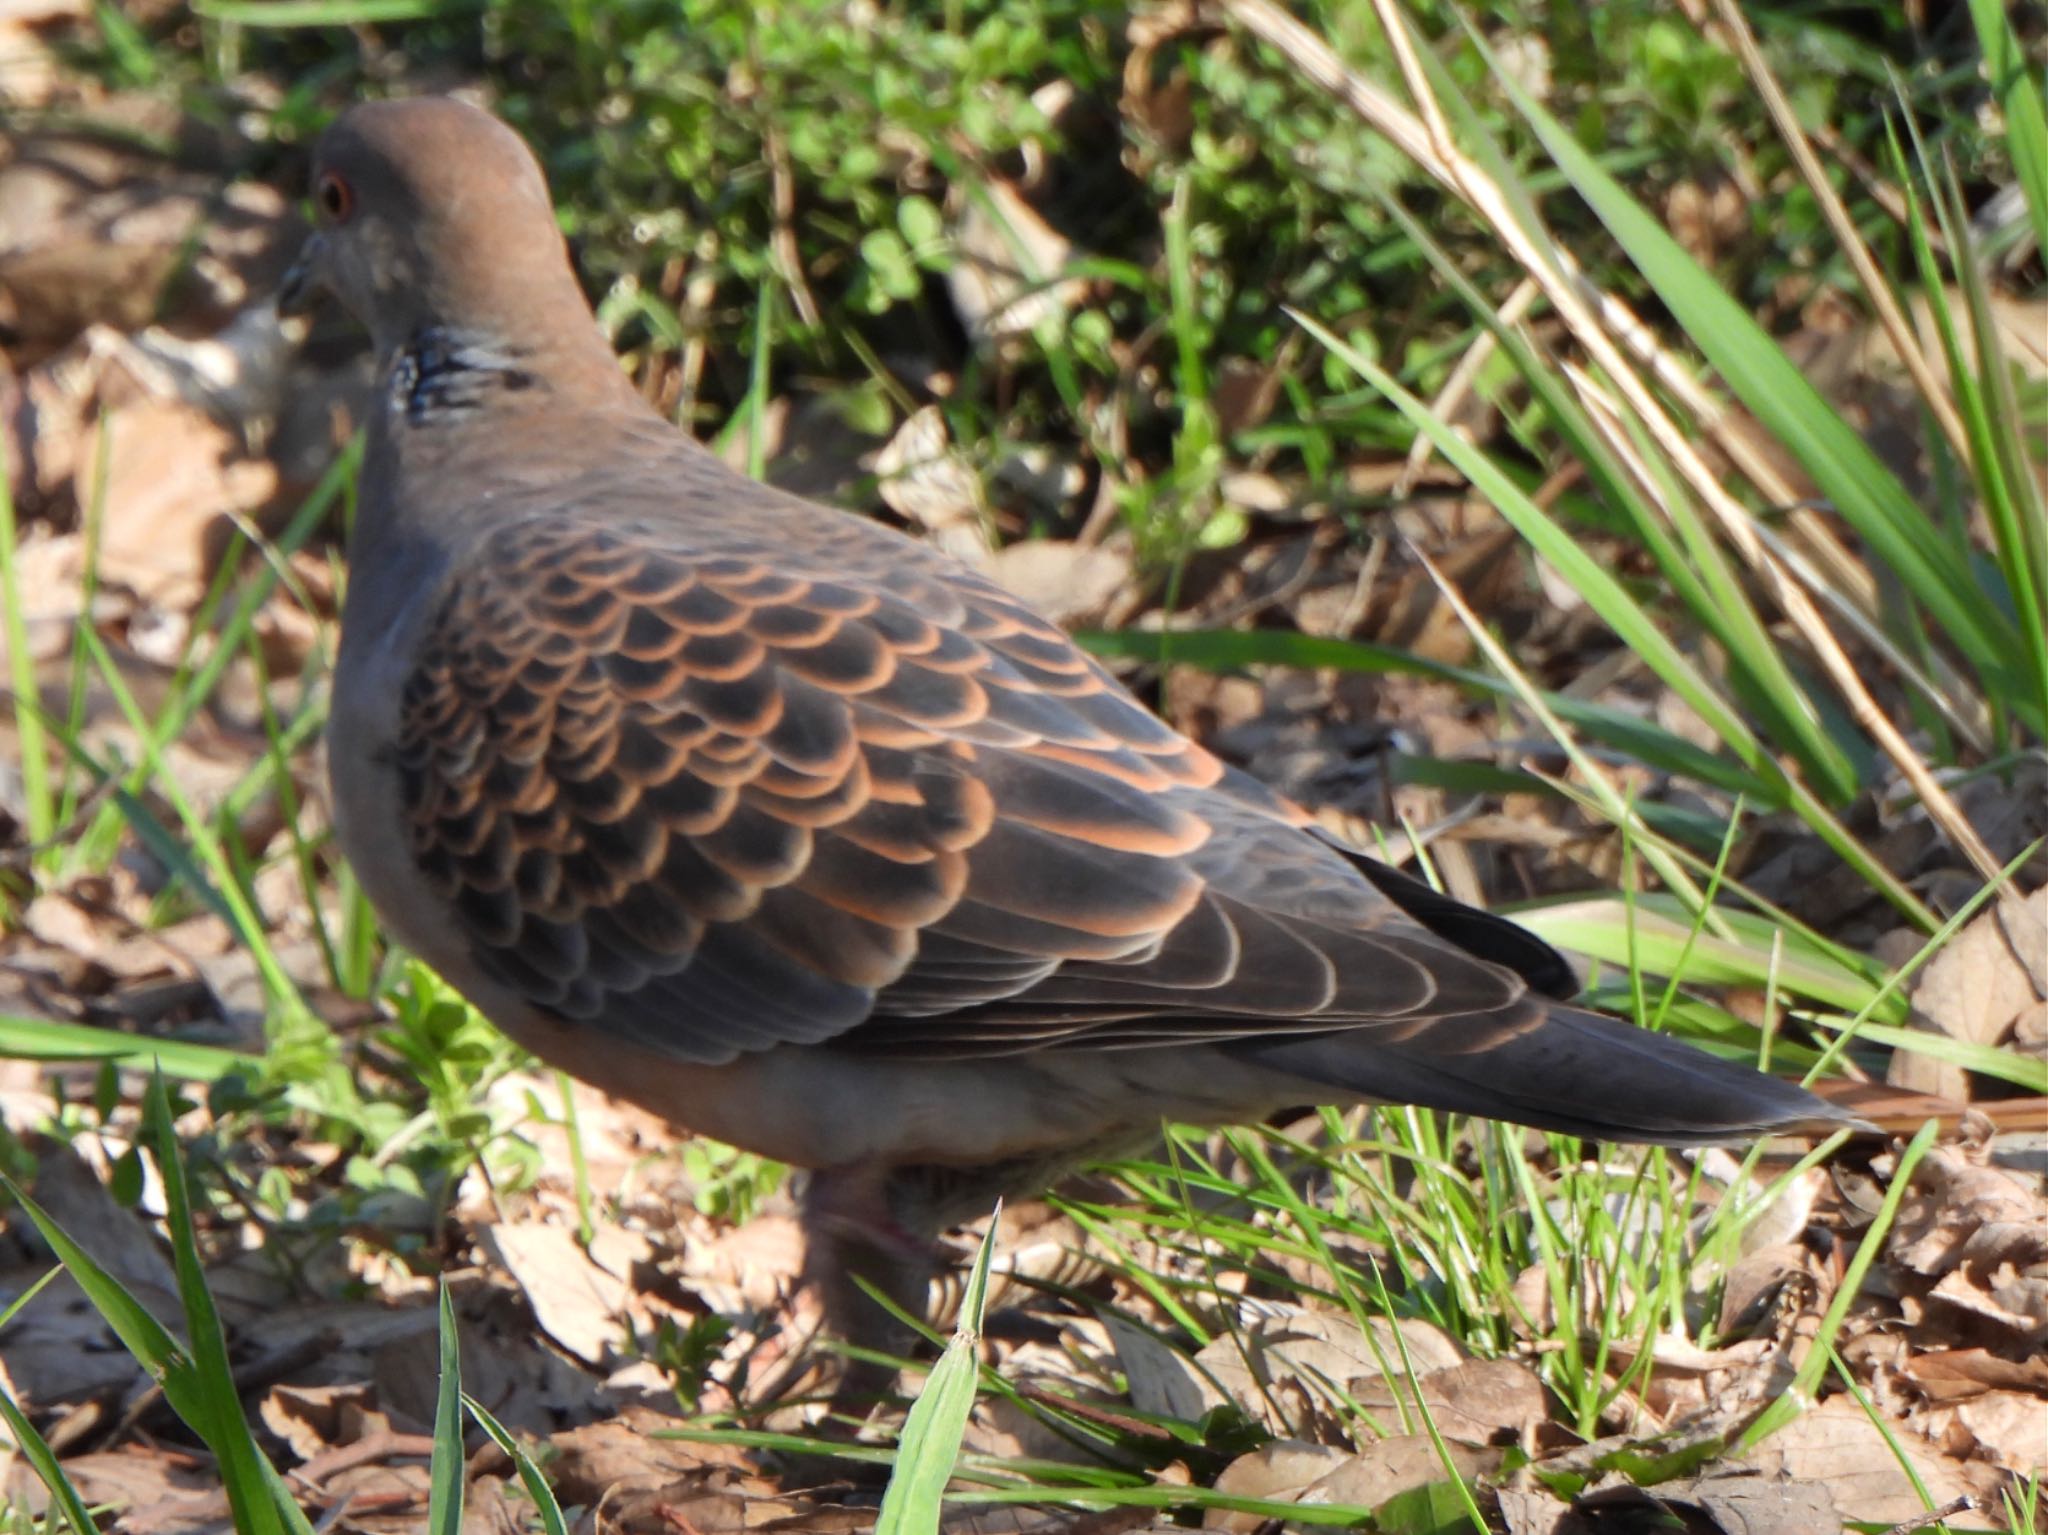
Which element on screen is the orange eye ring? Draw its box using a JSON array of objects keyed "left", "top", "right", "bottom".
[{"left": 316, "top": 171, "right": 353, "bottom": 222}]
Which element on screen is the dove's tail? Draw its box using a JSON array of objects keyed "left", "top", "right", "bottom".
[{"left": 1240, "top": 1002, "right": 1868, "bottom": 1146}]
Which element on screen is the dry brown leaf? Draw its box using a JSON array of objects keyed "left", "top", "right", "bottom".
[
  {"left": 1205, "top": 1436, "right": 1493, "bottom": 1533},
  {"left": 2015, "top": 999, "right": 2048, "bottom": 1062},
  {"left": 541, "top": 1410, "right": 757, "bottom": 1502},
  {"left": 1718, "top": 1240, "right": 1831, "bottom": 1336},
  {"left": 874, "top": 404, "right": 989, "bottom": 565},
  {"left": 1900, "top": 1346, "right": 2048, "bottom": 1400},
  {"left": 369, "top": 1286, "right": 610, "bottom": 1436},
  {"left": 1928, "top": 1262, "right": 2048, "bottom": 1342},
  {"left": 1347, "top": 1358, "right": 1548, "bottom": 1450},
  {"left": 1121, "top": 5, "right": 1198, "bottom": 153},
  {"left": 25, "top": 1142, "right": 181, "bottom": 1317},
  {"left": 1907, "top": 290, "right": 2048, "bottom": 386},
  {"left": 25, "top": 1447, "right": 223, "bottom": 1533},
  {"left": 987, "top": 539, "right": 1134, "bottom": 627},
  {"left": 0, "top": 526, "right": 94, "bottom": 668},
  {"left": 83, "top": 398, "right": 278, "bottom": 610},
  {"left": 932, "top": 1201, "right": 1097, "bottom": 1327},
  {"left": 945, "top": 1509, "right": 1137, "bottom": 1535},
  {"left": 1665, "top": 1470, "right": 1840, "bottom": 1535},
  {"left": 1493, "top": 1485, "right": 1571, "bottom": 1535},
  {"left": 257, "top": 1381, "right": 390, "bottom": 1463},
  {"left": 1891, "top": 1145, "right": 2046, "bottom": 1276},
  {"left": 1204, "top": 1440, "right": 1351, "bottom": 1522},
  {"left": 501, "top": 1073, "right": 685, "bottom": 1209},
  {"left": 1746, "top": 1396, "right": 1990, "bottom": 1524},
  {"left": 1202, "top": 1441, "right": 1350, "bottom": 1531},
  {"left": 675, "top": 1209, "right": 806, "bottom": 1315},
  {"left": 534, "top": 1411, "right": 830, "bottom": 1535},
  {"left": 1666, "top": 172, "right": 1750, "bottom": 268},
  {"left": 988, "top": 442, "right": 1086, "bottom": 524},
  {"left": 1891, "top": 883, "right": 2047, "bottom": 1101},
  {"left": 965, "top": 1356, "right": 1132, "bottom": 1468},
  {"left": 1885, "top": 1141, "right": 2048, "bottom": 1351},
  {"left": 1191, "top": 1306, "right": 1466, "bottom": 1440},
  {"left": 319, "top": 1452, "right": 432, "bottom": 1519},
  {"left": 480, "top": 1220, "right": 634, "bottom": 1366},
  {"left": 1109, "top": 1315, "right": 1211, "bottom": 1422},
  {"left": 1295, "top": 1435, "right": 1493, "bottom": 1519},
  {"left": 1578, "top": 1467, "right": 1841, "bottom": 1535},
  {"left": 1950, "top": 1389, "right": 2048, "bottom": 1471},
  {"left": 0, "top": 113, "right": 289, "bottom": 359},
  {"left": 1363, "top": 524, "right": 1522, "bottom": 666}
]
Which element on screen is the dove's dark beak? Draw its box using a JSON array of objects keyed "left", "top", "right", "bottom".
[{"left": 276, "top": 232, "right": 329, "bottom": 318}]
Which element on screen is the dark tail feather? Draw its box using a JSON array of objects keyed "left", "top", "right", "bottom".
[
  {"left": 1240, "top": 1003, "right": 1869, "bottom": 1146},
  {"left": 1317, "top": 833, "right": 1582, "bottom": 1000}
]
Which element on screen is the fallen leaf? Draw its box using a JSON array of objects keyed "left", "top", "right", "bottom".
[
  {"left": 1192, "top": 1306, "right": 1466, "bottom": 1440},
  {"left": 83, "top": 398, "right": 278, "bottom": 609},
  {"left": 1665, "top": 172, "right": 1750, "bottom": 269},
  {"left": 1892, "top": 884, "right": 2047, "bottom": 1101},
  {"left": 1578, "top": 1466, "right": 1840, "bottom": 1535},
  {"left": 676, "top": 1209, "right": 805, "bottom": 1315},
  {"left": 24, "top": 1143, "right": 181, "bottom": 1322},
  {"left": 1296, "top": 1435, "right": 1493, "bottom": 1515},
  {"left": 1747, "top": 1396, "right": 1990, "bottom": 1524},
  {"left": 257, "top": 1380, "right": 390, "bottom": 1463},
  {"left": 987, "top": 539, "right": 1134, "bottom": 627},
  {"left": 27, "top": 1446, "right": 222, "bottom": 1534},
  {"left": 1717, "top": 1241, "right": 1828, "bottom": 1336},
  {"left": 1347, "top": 1358, "right": 1548, "bottom": 1450},
  {"left": 481, "top": 1220, "right": 633, "bottom": 1366},
  {"left": 0, "top": 111, "right": 289, "bottom": 359},
  {"left": 1952, "top": 1389, "right": 2048, "bottom": 1471},
  {"left": 1891, "top": 1144, "right": 2045, "bottom": 1277},
  {"left": 1109, "top": 1316, "right": 1210, "bottom": 1423},
  {"left": 0, "top": 525, "right": 98, "bottom": 675},
  {"left": 874, "top": 403, "right": 989, "bottom": 565},
  {"left": 1899, "top": 1346, "right": 2048, "bottom": 1400},
  {"left": 1202, "top": 1441, "right": 1350, "bottom": 1531},
  {"left": 1928, "top": 1262, "right": 2048, "bottom": 1342},
  {"left": 1493, "top": 1485, "right": 1570, "bottom": 1535}
]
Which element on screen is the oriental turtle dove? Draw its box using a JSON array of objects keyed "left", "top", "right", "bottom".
[{"left": 283, "top": 97, "right": 1858, "bottom": 1370}]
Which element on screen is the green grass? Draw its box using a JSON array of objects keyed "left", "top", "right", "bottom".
[{"left": 2, "top": 0, "right": 2042, "bottom": 1528}]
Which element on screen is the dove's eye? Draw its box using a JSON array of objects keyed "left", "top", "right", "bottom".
[{"left": 316, "top": 172, "right": 354, "bottom": 222}]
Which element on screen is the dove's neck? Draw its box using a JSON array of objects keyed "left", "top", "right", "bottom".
[
  {"left": 374, "top": 297, "right": 643, "bottom": 423},
  {"left": 352, "top": 295, "right": 655, "bottom": 559}
]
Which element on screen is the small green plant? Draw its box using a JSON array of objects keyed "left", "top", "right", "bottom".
[{"left": 677, "top": 1138, "right": 787, "bottom": 1224}]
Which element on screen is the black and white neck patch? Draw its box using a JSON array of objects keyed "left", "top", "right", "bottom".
[{"left": 390, "top": 327, "right": 539, "bottom": 423}]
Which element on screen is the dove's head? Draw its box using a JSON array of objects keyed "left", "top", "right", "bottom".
[{"left": 280, "top": 97, "right": 595, "bottom": 361}]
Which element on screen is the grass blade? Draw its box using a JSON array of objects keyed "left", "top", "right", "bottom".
[
  {"left": 0, "top": 1016, "right": 251, "bottom": 1080},
  {"left": 428, "top": 1282, "right": 466, "bottom": 1535},
  {"left": 0, "top": 1376, "right": 101, "bottom": 1535},
  {"left": 0, "top": 450, "right": 52, "bottom": 844},
  {"left": 1965, "top": 0, "right": 2048, "bottom": 259},
  {"left": 876, "top": 1209, "right": 1000, "bottom": 1535},
  {"left": 465, "top": 1395, "right": 570, "bottom": 1535},
  {"left": 146, "top": 1073, "right": 300, "bottom": 1535},
  {"left": 1486, "top": 48, "right": 2028, "bottom": 717}
]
